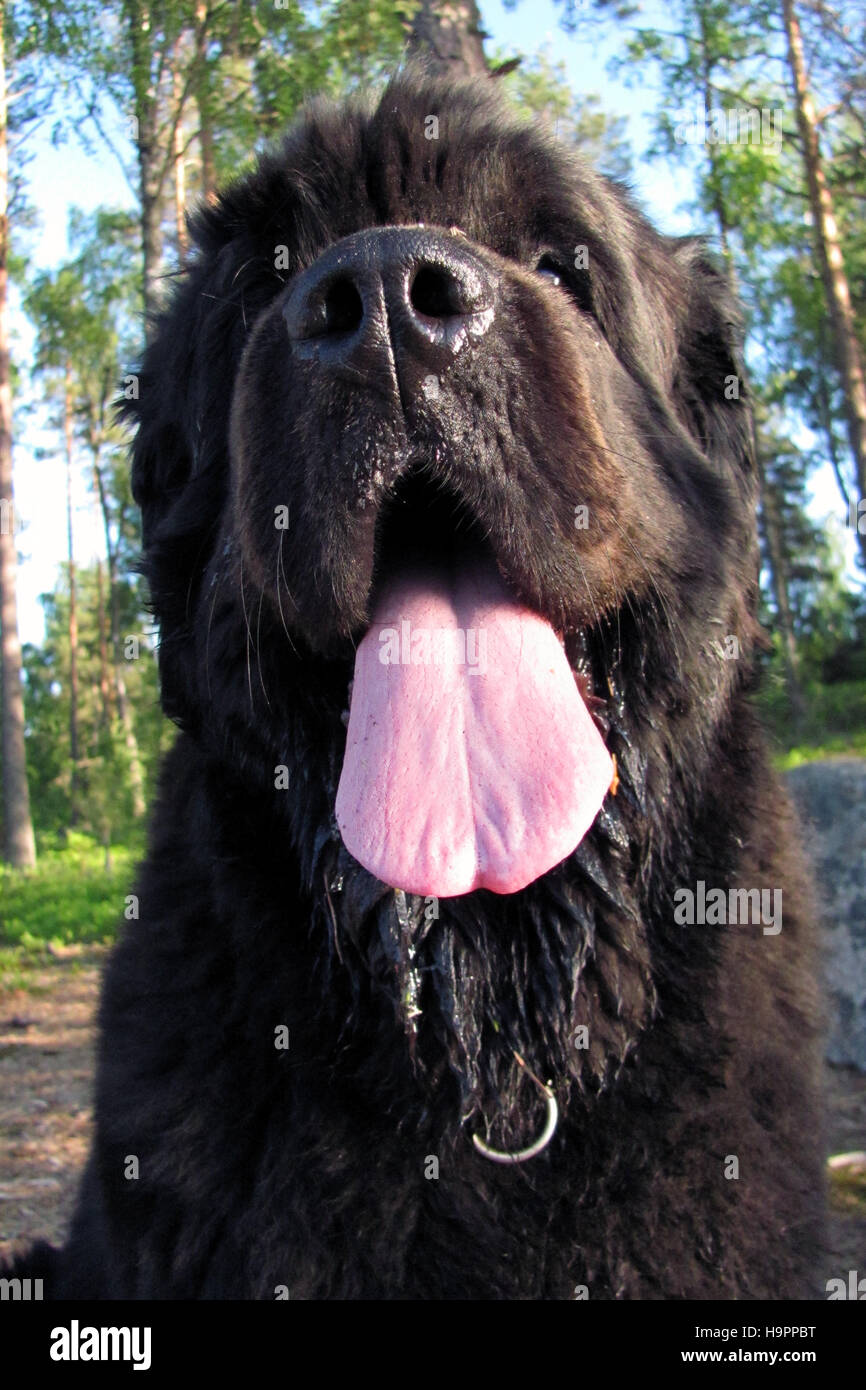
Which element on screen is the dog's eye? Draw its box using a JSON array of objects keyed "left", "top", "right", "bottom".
[
  {"left": 535, "top": 255, "right": 564, "bottom": 287},
  {"left": 535, "top": 254, "right": 593, "bottom": 316}
]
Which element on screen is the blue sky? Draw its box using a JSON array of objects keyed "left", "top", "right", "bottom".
[{"left": 10, "top": 0, "right": 853, "bottom": 646}]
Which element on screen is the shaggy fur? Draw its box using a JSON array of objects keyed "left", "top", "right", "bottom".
[{"left": 12, "top": 73, "right": 823, "bottom": 1299}]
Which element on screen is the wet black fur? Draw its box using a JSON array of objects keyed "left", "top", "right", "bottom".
[{"left": 9, "top": 73, "right": 823, "bottom": 1298}]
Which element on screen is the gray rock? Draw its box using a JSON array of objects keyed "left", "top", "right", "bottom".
[{"left": 787, "top": 759, "right": 866, "bottom": 1072}]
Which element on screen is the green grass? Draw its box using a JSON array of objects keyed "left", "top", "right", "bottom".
[
  {"left": 0, "top": 833, "right": 139, "bottom": 981},
  {"left": 776, "top": 731, "right": 866, "bottom": 771},
  {"left": 758, "top": 679, "right": 866, "bottom": 769}
]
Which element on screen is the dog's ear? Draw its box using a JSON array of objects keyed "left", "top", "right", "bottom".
[
  {"left": 123, "top": 286, "right": 202, "bottom": 550},
  {"left": 122, "top": 303, "right": 230, "bottom": 732},
  {"left": 129, "top": 402, "right": 195, "bottom": 553},
  {"left": 123, "top": 196, "right": 281, "bottom": 726},
  {"left": 666, "top": 243, "right": 762, "bottom": 627},
  {"left": 672, "top": 243, "right": 757, "bottom": 482}
]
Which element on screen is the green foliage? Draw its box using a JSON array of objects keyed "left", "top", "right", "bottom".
[
  {"left": 54, "top": 1, "right": 414, "bottom": 200},
  {"left": 758, "top": 678, "right": 866, "bottom": 764},
  {"left": 0, "top": 833, "right": 137, "bottom": 961},
  {"left": 26, "top": 205, "right": 141, "bottom": 408},
  {"left": 583, "top": 0, "right": 866, "bottom": 712},
  {"left": 756, "top": 418, "right": 840, "bottom": 635},
  {"left": 757, "top": 429, "right": 866, "bottom": 682},
  {"left": 18, "top": 202, "right": 161, "bottom": 843},
  {"left": 22, "top": 564, "right": 165, "bottom": 841},
  {"left": 248, "top": 0, "right": 414, "bottom": 141}
]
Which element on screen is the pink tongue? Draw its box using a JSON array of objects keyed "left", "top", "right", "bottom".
[{"left": 335, "top": 555, "right": 613, "bottom": 897}]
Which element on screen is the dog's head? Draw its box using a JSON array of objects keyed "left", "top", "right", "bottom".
[{"left": 129, "top": 74, "right": 759, "bottom": 1137}]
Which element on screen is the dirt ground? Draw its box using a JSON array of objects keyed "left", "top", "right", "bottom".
[
  {"left": 0, "top": 950, "right": 104, "bottom": 1258},
  {"left": 1, "top": 952, "right": 864, "bottom": 1283}
]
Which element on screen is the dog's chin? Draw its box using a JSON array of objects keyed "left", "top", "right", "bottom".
[{"left": 314, "top": 791, "right": 654, "bottom": 1146}]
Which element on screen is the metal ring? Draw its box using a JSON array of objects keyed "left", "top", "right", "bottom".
[{"left": 471, "top": 1053, "right": 559, "bottom": 1164}]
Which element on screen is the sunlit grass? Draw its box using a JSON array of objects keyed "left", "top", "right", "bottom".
[
  {"left": 759, "top": 679, "right": 866, "bottom": 770},
  {"left": 0, "top": 832, "right": 140, "bottom": 982}
]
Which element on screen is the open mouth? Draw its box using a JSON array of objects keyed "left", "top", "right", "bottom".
[
  {"left": 335, "top": 469, "right": 616, "bottom": 899},
  {"left": 371, "top": 470, "right": 600, "bottom": 700},
  {"left": 372, "top": 467, "right": 492, "bottom": 592}
]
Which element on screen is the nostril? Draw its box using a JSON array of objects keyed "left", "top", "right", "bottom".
[
  {"left": 410, "top": 266, "right": 466, "bottom": 319},
  {"left": 286, "top": 231, "right": 496, "bottom": 359},
  {"left": 322, "top": 278, "right": 364, "bottom": 335}
]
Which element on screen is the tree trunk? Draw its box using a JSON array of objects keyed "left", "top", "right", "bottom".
[
  {"left": 91, "top": 453, "right": 147, "bottom": 819},
  {"left": 697, "top": 11, "right": 733, "bottom": 265},
  {"left": 95, "top": 557, "right": 112, "bottom": 726},
  {"left": 195, "top": 0, "right": 217, "bottom": 198},
  {"left": 815, "top": 327, "right": 850, "bottom": 513},
  {"left": 139, "top": 145, "right": 163, "bottom": 332},
  {"left": 0, "top": 11, "right": 36, "bottom": 868},
  {"left": 782, "top": 0, "right": 866, "bottom": 568},
  {"left": 173, "top": 52, "right": 188, "bottom": 258},
  {"left": 126, "top": 0, "right": 165, "bottom": 334},
  {"left": 759, "top": 460, "right": 806, "bottom": 725},
  {"left": 64, "top": 366, "right": 80, "bottom": 821},
  {"left": 407, "top": 0, "right": 489, "bottom": 77}
]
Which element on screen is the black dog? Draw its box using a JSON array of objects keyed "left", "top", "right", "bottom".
[{"left": 16, "top": 72, "right": 823, "bottom": 1299}]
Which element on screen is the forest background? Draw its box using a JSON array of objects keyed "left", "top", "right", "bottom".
[{"left": 0, "top": 0, "right": 864, "bottom": 952}]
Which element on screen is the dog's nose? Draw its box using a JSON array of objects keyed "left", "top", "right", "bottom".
[{"left": 283, "top": 227, "right": 496, "bottom": 390}]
